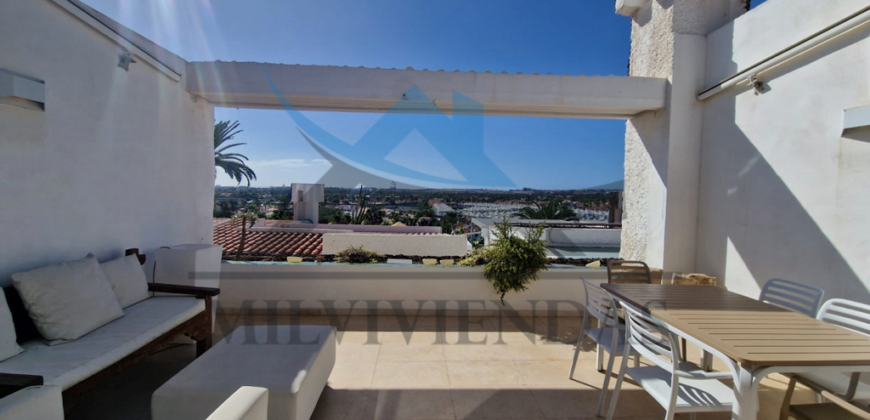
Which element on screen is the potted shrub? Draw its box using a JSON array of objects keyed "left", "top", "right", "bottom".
[
  {"left": 335, "top": 246, "right": 382, "bottom": 264},
  {"left": 482, "top": 217, "right": 548, "bottom": 303}
]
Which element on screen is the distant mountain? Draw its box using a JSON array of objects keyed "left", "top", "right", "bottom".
[{"left": 584, "top": 180, "right": 624, "bottom": 190}]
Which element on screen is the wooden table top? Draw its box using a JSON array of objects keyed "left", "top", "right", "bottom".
[{"left": 600, "top": 284, "right": 870, "bottom": 367}]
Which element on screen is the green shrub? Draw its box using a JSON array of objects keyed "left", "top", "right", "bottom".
[
  {"left": 458, "top": 247, "right": 490, "bottom": 266},
  {"left": 484, "top": 217, "right": 548, "bottom": 304},
  {"left": 335, "top": 246, "right": 381, "bottom": 264}
]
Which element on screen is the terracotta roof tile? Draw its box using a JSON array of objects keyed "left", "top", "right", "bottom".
[
  {"left": 212, "top": 220, "right": 324, "bottom": 256},
  {"left": 212, "top": 219, "right": 442, "bottom": 257}
]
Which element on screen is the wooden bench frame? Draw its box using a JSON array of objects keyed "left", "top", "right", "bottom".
[{"left": 0, "top": 282, "right": 219, "bottom": 412}]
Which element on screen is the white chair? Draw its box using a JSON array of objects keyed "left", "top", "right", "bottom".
[
  {"left": 759, "top": 278, "right": 824, "bottom": 317},
  {"left": 780, "top": 299, "right": 870, "bottom": 419},
  {"left": 569, "top": 278, "right": 639, "bottom": 417},
  {"left": 607, "top": 302, "right": 736, "bottom": 420},
  {"left": 207, "top": 386, "right": 269, "bottom": 420}
]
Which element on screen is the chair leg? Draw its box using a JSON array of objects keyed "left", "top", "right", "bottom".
[
  {"left": 664, "top": 376, "right": 680, "bottom": 420},
  {"left": 569, "top": 333, "right": 584, "bottom": 379},
  {"left": 689, "top": 413, "right": 696, "bottom": 420},
  {"left": 569, "top": 312, "right": 589, "bottom": 379},
  {"left": 701, "top": 350, "right": 713, "bottom": 372},
  {"left": 780, "top": 377, "right": 798, "bottom": 420},
  {"left": 596, "top": 347, "right": 618, "bottom": 417},
  {"left": 680, "top": 337, "right": 687, "bottom": 362},
  {"left": 596, "top": 344, "right": 605, "bottom": 373},
  {"left": 633, "top": 354, "right": 640, "bottom": 367},
  {"left": 605, "top": 346, "right": 632, "bottom": 420}
]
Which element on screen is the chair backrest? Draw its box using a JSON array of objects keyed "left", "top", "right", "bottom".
[
  {"left": 606, "top": 260, "right": 652, "bottom": 284},
  {"left": 817, "top": 299, "right": 870, "bottom": 337},
  {"left": 621, "top": 302, "right": 681, "bottom": 371},
  {"left": 580, "top": 278, "right": 620, "bottom": 328},
  {"left": 759, "top": 278, "right": 824, "bottom": 317}
]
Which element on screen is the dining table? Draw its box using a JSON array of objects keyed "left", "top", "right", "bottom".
[{"left": 600, "top": 283, "right": 870, "bottom": 420}]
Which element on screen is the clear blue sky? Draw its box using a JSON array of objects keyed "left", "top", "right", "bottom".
[{"left": 81, "top": 0, "right": 764, "bottom": 189}]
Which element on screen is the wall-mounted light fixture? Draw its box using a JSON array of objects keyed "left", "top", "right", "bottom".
[
  {"left": 118, "top": 48, "right": 136, "bottom": 71},
  {"left": 0, "top": 68, "right": 45, "bottom": 111}
]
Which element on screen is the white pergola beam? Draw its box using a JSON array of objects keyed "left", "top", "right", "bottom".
[
  {"left": 186, "top": 61, "right": 666, "bottom": 119},
  {"left": 615, "top": 0, "right": 651, "bottom": 17}
]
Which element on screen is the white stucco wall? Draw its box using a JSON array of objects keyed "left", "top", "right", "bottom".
[
  {"left": 322, "top": 234, "right": 468, "bottom": 257},
  {"left": 483, "top": 226, "right": 621, "bottom": 248},
  {"left": 0, "top": 0, "right": 214, "bottom": 285},
  {"left": 544, "top": 228, "right": 621, "bottom": 248},
  {"left": 696, "top": 0, "right": 870, "bottom": 300},
  {"left": 620, "top": 0, "right": 744, "bottom": 271},
  {"left": 218, "top": 263, "right": 608, "bottom": 316}
]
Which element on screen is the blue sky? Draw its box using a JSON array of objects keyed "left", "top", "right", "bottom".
[{"left": 82, "top": 0, "right": 764, "bottom": 189}]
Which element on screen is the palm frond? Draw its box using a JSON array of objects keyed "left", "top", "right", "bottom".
[
  {"left": 214, "top": 120, "right": 256, "bottom": 186},
  {"left": 215, "top": 142, "right": 248, "bottom": 154}
]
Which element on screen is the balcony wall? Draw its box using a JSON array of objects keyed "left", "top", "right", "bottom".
[
  {"left": 322, "top": 233, "right": 469, "bottom": 257},
  {"left": 697, "top": 0, "right": 870, "bottom": 300},
  {"left": 217, "top": 262, "right": 607, "bottom": 316},
  {"left": 0, "top": 0, "right": 214, "bottom": 285}
]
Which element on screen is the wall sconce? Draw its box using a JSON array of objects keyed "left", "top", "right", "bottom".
[{"left": 118, "top": 48, "right": 136, "bottom": 71}]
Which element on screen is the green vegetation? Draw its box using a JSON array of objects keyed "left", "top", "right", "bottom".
[
  {"left": 440, "top": 211, "right": 463, "bottom": 234},
  {"left": 335, "top": 246, "right": 382, "bottom": 264},
  {"left": 458, "top": 247, "right": 490, "bottom": 267},
  {"left": 214, "top": 120, "right": 257, "bottom": 186},
  {"left": 514, "top": 200, "right": 576, "bottom": 220},
  {"left": 231, "top": 208, "right": 258, "bottom": 260},
  {"left": 484, "top": 217, "right": 549, "bottom": 304}
]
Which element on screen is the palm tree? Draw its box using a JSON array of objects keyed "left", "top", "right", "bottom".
[
  {"left": 514, "top": 200, "right": 576, "bottom": 220},
  {"left": 214, "top": 120, "right": 257, "bottom": 186},
  {"left": 232, "top": 209, "right": 258, "bottom": 260}
]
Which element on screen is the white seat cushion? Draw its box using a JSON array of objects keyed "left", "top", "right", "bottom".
[
  {"left": 0, "top": 297, "right": 204, "bottom": 389},
  {"left": 100, "top": 254, "right": 150, "bottom": 308},
  {"left": 0, "top": 291, "right": 23, "bottom": 361},
  {"left": 0, "top": 385, "right": 63, "bottom": 420},
  {"left": 12, "top": 255, "right": 124, "bottom": 344}
]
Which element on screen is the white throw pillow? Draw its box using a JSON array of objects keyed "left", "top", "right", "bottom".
[
  {"left": 12, "top": 255, "right": 124, "bottom": 344},
  {"left": 0, "top": 291, "right": 23, "bottom": 361},
  {"left": 100, "top": 254, "right": 149, "bottom": 308}
]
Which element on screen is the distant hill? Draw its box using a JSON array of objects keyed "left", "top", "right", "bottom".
[{"left": 584, "top": 180, "right": 624, "bottom": 190}]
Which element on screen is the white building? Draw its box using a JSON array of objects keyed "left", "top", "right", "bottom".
[{"left": 431, "top": 202, "right": 454, "bottom": 217}]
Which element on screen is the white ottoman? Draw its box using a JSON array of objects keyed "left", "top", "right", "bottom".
[{"left": 152, "top": 325, "right": 336, "bottom": 420}]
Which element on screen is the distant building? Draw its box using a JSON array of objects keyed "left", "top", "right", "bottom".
[
  {"left": 471, "top": 218, "right": 620, "bottom": 260},
  {"left": 432, "top": 203, "right": 454, "bottom": 216}
]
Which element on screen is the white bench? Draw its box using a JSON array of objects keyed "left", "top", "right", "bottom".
[{"left": 152, "top": 325, "right": 336, "bottom": 420}]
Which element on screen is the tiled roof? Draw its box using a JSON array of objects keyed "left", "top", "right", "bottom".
[{"left": 213, "top": 220, "right": 323, "bottom": 256}]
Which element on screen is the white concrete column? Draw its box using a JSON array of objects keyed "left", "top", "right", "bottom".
[{"left": 619, "top": 0, "right": 745, "bottom": 272}]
